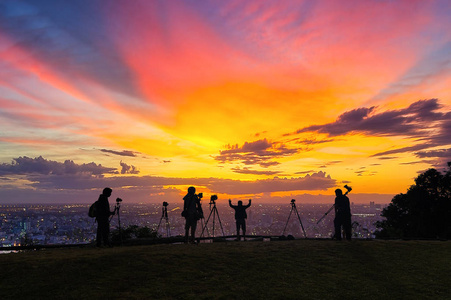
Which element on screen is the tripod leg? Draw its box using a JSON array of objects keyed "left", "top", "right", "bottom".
[
  {"left": 157, "top": 215, "right": 163, "bottom": 233},
  {"left": 118, "top": 211, "right": 122, "bottom": 245},
  {"left": 200, "top": 218, "right": 209, "bottom": 237},
  {"left": 214, "top": 207, "right": 226, "bottom": 237},
  {"left": 165, "top": 217, "right": 170, "bottom": 237},
  {"left": 283, "top": 208, "right": 294, "bottom": 235},
  {"left": 212, "top": 209, "right": 216, "bottom": 238},
  {"left": 200, "top": 209, "right": 214, "bottom": 238},
  {"left": 316, "top": 204, "right": 335, "bottom": 224},
  {"left": 294, "top": 206, "right": 307, "bottom": 238}
]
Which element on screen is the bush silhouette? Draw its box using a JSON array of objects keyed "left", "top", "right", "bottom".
[{"left": 111, "top": 225, "right": 159, "bottom": 244}]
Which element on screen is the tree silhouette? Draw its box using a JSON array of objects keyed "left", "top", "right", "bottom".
[{"left": 376, "top": 162, "right": 451, "bottom": 239}]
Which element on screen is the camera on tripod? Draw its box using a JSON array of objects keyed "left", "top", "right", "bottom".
[
  {"left": 210, "top": 195, "right": 218, "bottom": 204},
  {"left": 282, "top": 198, "right": 307, "bottom": 238},
  {"left": 115, "top": 198, "right": 123, "bottom": 210},
  {"left": 158, "top": 202, "right": 170, "bottom": 237}
]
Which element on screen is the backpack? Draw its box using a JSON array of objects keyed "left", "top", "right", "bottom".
[{"left": 88, "top": 201, "right": 98, "bottom": 218}]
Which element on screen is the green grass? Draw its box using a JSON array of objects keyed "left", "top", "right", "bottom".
[{"left": 1, "top": 240, "right": 450, "bottom": 299}]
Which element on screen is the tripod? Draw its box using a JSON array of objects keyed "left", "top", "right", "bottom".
[
  {"left": 200, "top": 196, "right": 225, "bottom": 238},
  {"left": 110, "top": 198, "right": 123, "bottom": 245},
  {"left": 282, "top": 199, "right": 307, "bottom": 238},
  {"left": 156, "top": 202, "right": 171, "bottom": 237},
  {"left": 316, "top": 204, "right": 334, "bottom": 224}
]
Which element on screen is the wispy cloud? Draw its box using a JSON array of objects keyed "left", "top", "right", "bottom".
[
  {"left": 416, "top": 148, "right": 451, "bottom": 158},
  {"left": 100, "top": 149, "right": 138, "bottom": 157},
  {"left": 230, "top": 167, "right": 280, "bottom": 176}
]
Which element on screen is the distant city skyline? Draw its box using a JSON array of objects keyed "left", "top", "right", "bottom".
[
  {"left": 0, "top": 202, "right": 384, "bottom": 248},
  {"left": 1, "top": 1, "right": 450, "bottom": 205}
]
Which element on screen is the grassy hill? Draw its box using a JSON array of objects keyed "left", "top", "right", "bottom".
[{"left": 1, "top": 239, "right": 450, "bottom": 299}]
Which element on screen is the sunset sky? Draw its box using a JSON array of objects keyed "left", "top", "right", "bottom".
[{"left": 0, "top": 0, "right": 450, "bottom": 204}]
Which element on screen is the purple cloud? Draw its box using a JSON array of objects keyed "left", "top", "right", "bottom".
[
  {"left": 295, "top": 170, "right": 315, "bottom": 175},
  {"left": 120, "top": 161, "right": 139, "bottom": 174},
  {"left": 101, "top": 149, "right": 138, "bottom": 157},
  {"left": 208, "top": 172, "right": 336, "bottom": 195},
  {"left": 0, "top": 155, "right": 335, "bottom": 193},
  {"left": 215, "top": 139, "right": 298, "bottom": 167},
  {"left": 415, "top": 148, "right": 451, "bottom": 169},
  {"left": 0, "top": 156, "right": 116, "bottom": 176},
  {"left": 297, "top": 99, "right": 446, "bottom": 138},
  {"left": 294, "top": 99, "right": 451, "bottom": 163},
  {"left": 372, "top": 144, "right": 430, "bottom": 157},
  {"left": 0, "top": 154, "right": 336, "bottom": 203},
  {"left": 415, "top": 148, "right": 451, "bottom": 158}
]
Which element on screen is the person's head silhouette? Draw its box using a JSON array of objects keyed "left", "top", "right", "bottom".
[
  {"left": 188, "top": 186, "right": 196, "bottom": 194},
  {"left": 238, "top": 200, "right": 243, "bottom": 206},
  {"left": 335, "top": 189, "right": 343, "bottom": 196},
  {"left": 103, "top": 187, "right": 112, "bottom": 197}
]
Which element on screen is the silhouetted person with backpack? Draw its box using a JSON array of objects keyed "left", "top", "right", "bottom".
[
  {"left": 96, "top": 187, "right": 116, "bottom": 247},
  {"left": 334, "top": 189, "right": 352, "bottom": 240},
  {"left": 229, "top": 199, "right": 251, "bottom": 241},
  {"left": 182, "top": 186, "right": 202, "bottom": 244}
]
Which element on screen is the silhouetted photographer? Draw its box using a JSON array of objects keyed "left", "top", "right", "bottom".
[
  {"left": 182, "top": 187, "right": 203, "bottom": 244},
  {"left": 229, "top": 199, "right": 251, "bottom": 241},
  {"left": 95, "top": 187, "right": 116, "bottom": 247},
  {"left": 334, "top": 186, "right": 352, "bottom": 240}
]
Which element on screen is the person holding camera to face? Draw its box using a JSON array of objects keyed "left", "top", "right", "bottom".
[
  {"left": 229, "top": 199, "right": 251, "bottom": 241},
  {"left": 334, "top": 188, "right": 352, "bottom": 240},
  {"left": 182, "top": 186, "right": 203, "bottom": 244},
  {"left": 96, "top": 187, "right": 116, "bottom": 247}
]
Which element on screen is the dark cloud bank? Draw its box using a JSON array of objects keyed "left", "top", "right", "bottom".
[
  {"left": 290, "top": 99, "right": 450, "bottom": 167},
  {"left": 296, "top": 99, "right": 447, "bottom": 138},
  {"left": 0, "top": 156, "right": 336, "bottom": 203},
  {"left": 215, "top": 139, "right": 298, "bottom": 168},
  {"left": 0, "top": 156, "right": 116, "bottom": 176}
]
